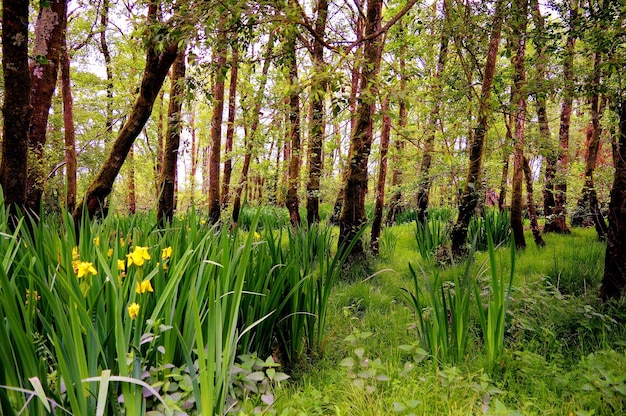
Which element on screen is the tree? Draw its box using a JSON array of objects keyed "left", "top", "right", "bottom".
[
  {"left": 370, "top": 95, "right": 391, "bottom": 253},
  {"left": 600, "top": 101, "right": 626, "bottom": 300},
  {"left": 284, "top": 23, "right": 303, "bottom": 227},
  {"left": 60, "top": 25, "right": 77, "bottom": 212},
  {"left": 1, "top": 0, "right": 31, "bottom": 219},
  {"left": 208, "top": 14, "right": 229, "bottom": 224},
  {"left": 157, "top": 51, "right": 186, "bottom": 225},
  {"left": 510, "top": 0, "right": 530, "bottom": 250},
  {"left": 416, "top": 2, "right": 448, "bottom": 225},
  {"left": 450, "top": 0, "right": 504, "bottom": 257},
  {"left": 221, "top": 46, "right": 239, "bottom": 208},
  {"left": 26, "top": 0, "right": 68, "bottom": 211},
  {"left": 73, "top": 1, "right": 181, "bottom": 221},
  {"left": 338, "top": 0, "right": 384, "bottom": 256},
  {"left": 544, "top": 0, "right": 579, "bottom": 234},
  {"left": 305, "top": 0, "right": 329, "bottom": 225}
]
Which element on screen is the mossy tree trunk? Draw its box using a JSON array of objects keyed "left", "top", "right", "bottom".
[
  {"left": 221, "top": 46, "right": 239, "bottom": 208},
  {"left": 61, "top": 28, "right": 77, "bottom": 213}
]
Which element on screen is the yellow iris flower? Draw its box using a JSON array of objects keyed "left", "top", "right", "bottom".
[
  {"left": 135, "top": 280, "right": 154, "bottom": 294},
  {"left": 127, "top": 302, "right": 140, "bottom": 319},
  {"left": 161, "top": 246, "right": 172, "bottom": 260},
  {"left": 126, "top": 246, "right": 151, "bottom": 267},
  {"left": 76, "top": 261, "right": 97, "bottom": 278},
  {"left": 117, "top": 259, "right": 125, "bottom": 271}
]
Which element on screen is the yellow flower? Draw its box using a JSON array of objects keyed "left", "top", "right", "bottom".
[
  {"left": 76, "top": 261, "right": 97, "bottom": 278},
  {"left": 120, "top": 237, "right": 125, "bottom": 247},
  {"left": 117, "top": 259, "right": 125, "bottom": 271},
  {"left": 127, "top": 302, "right": 140, "bottom": 319},
  {"left": 126, "top": 246, "right": 151, "bottom": 267},
  {"left": 135, "top": 280, "right": 154, "bottom": 294},
  {"left": 161, "top": 246, "right": 172, "bottom": 260},
  {"left": 107, "top": 248, "right": 114, "bottom": 257},
  {"left": 254, "top": 232, "right": 261, "bottom": 240},
  {"left": 72, "top": 247, "right": 80, "bottom": 260},
  {"left": 93, "top": 237, "right": 100, "bottom": 247}
]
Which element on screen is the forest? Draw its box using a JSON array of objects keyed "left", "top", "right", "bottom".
[{"left": 1, "top": 0, "right": 626, "bottom": 414}]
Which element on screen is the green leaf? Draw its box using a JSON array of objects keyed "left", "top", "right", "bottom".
[{"left": 340, "top": 357, "right": 355, "bottom": 368}]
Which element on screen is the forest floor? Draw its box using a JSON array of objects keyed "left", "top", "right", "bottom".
[{"left": 245, "top": 225, "right": 626, "bottom": 416}]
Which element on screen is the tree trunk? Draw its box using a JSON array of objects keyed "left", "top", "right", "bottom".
[
  {"left": 523, "top": 157, "right": 546, "bottom": 247},
  {"left": 157, "top": 52, "right": 186, "bottom": 225},
  {"left": 386, "top": 48, "right": 407, "bottom": 225},
  {"left": 189, "top": 109, "right": 198, "bottom": 204},
  {"left": 338, "top": 0, "right": 384, "bottom": 256},
  {"left": 510, "top": 0, "right": 529, "bottom": 250},
  {"left": 26, "top": 0, "right": 68, "bottom": 212},
  {"left": 370, "top": 95, "right": 391, "bottom": 254},
  {"left": 208, "top": 16, "right": 228, "bottom": 224},
  {"left": 285, "top": 27, "right": 302, "bottom": 228},
  {"left": 306, "top": 0, "right": 329, "bottom": 225},
  {"left": 416, "top": 8, "right": 448, "bottom": 225},
  {"left": 571, "top": 52, "right": 608, "bottom": 239},
  {"left": 600, "top": 102, "right": 626, "bottom": 300},
  {"left": 530, "top": 0, "right": 556, "bottom": 219},
  {"left": 73, "top": 2, "right": 179, "bottom": 221},
  {"left": 232, "top": 32, "right": 275, "bottom": 225},
  {"left": 544, "top": 0, "right": 578, "bottom": 234},
  {"left": 1, "top": 0, "right": 31, "bottom": 220},
  {"left": 128, "top": 146, "right": 136, "bottom": 214},
  {"left": 450, "top": 0, "right": 504, "bottom": 257},
  {"left": 221, "top": 46, "right": 239, "bottom": 208},
  {"left": 498, "top": 118, "right": 512, "bottom": 212},
  {"left": 100, "top": 0, "right": 114, "bottom": 136},
  {"left": 156, "top": 89, "right": 165, "bottom": 193},
  {"left": 61, "top": 27, "right": 77, "bottom": 213}
]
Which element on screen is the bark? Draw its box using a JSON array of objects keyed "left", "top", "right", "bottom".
[
  {"left": 510, "top": 0, "right": 529, "bottom": 250},
  {"left": 156, "top": 89, "right": 166, "bottom": 192},
  {"left": 1, "top": 0, "right": 31, "bottom": 219},
  {"left": 232, "top": 32, "right": 275, "bottom": 225},
  {"left": 498, "top": 119, "right": 512, "bottom": 211},
  {"left": 600, "top": 102, "right": 626, "bottom": 300},
  {"left": 416, "top": 6, "right": 448, "bottom": 225},
  {"left": 61, "top": 27, "right": 77, "bottom": 213},
  {"left": 386, "top": 50, "right": 407, "bottom": 225},
  {"left": 221, "top": 46, "right": 239, "bottom": 207},
  {"left": 544, "top": 0, "right": 578, "bottom": 234},
  {"left": 338, "top": 0, "right": 384, "bottom": 256},
  {"left": 208, "top": 16, "right": 228, "bottom": 224},
  {"left": 157, "top": 52, "right": 186, "bottom": 225},
  {"left": 100, "top": 0, "right": 114, "bottom": 135},
  {"left": 530, "top": 0, "right": 556, "bottom": 218},
  {"left": 370, "top": 95, "right": 391, "bottom": 254},
  {"left": 306, "top": 0, "right": 329, "bottom": 225},
  {"left": 26, "top": 0, "right": 68, "bottom": 212},
  {"left": 73, "top": 2, "right": 179, "bottom": 221},
  {"left": 128, "top": 146, "right": 136, "bottom": 214},
  {"left": 523, "top": 157, "right": 546, "bottom": 247},
  {"left": 450, "top": 0, "right": 504, "bottom": 257},
  {"left": 190, "top": 109, "right": 198, "bottom": 204},
  {"left": 571, "top": 52, "right": 608, "bottom": 239},
  {"left": 285, "top": 27, "right": 302, "bottom": 228}
]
